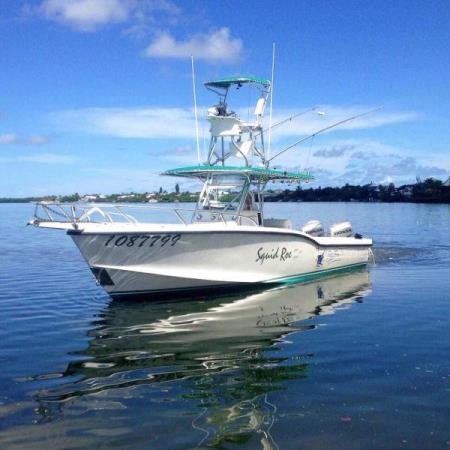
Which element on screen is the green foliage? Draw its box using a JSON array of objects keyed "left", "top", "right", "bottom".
[
  {"left": 59, "top": 193, "right": 80, "bottom": 202},
  {"left": 1, "top": 178, "right": 449, "bottom": 203},
  {"left": 264, "top": 178, "right": 450, "bottom": 203}
]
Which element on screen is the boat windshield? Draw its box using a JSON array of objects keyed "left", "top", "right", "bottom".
[{"left": 198, "top": 174, "right": 248, "bottom": 211}]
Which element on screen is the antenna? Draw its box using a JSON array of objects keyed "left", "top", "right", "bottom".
[
  {"left": 191, "top": 56, "right": 201, "bottom": 165},
  {"left": 267, "top": 42, "right": 275, "bottom": 161},
  {"left": 267, "top": 106, "right": 383, "bottom": 163}
]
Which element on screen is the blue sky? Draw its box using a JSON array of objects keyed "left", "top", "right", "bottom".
[{"left": 1, "top": 0, "right": 449, "bottom": 196}]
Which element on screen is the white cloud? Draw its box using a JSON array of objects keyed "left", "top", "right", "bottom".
[
  {"left": 82, "top": 166, "right": 199, "bottom": 193},
  {"left": 47, "top": 105, "right": 438, "bottom": 186},
  {"left": 123, "top": 0, "right": 181, "bottom": 38},
  {"left": 268, "top": 106, "right": 420, "bottom": 138},
  {"left": 145, "top": 27, "right": 243, "bottom": 63},
  {"left": 0, "top": 153, "right": 77, "bottom": 164},
  {"left": 50, "top": 105, "right": 418, "bottom": 141},
  {"left": 51, "top": 107, "right": 197, "bottom": 138},
  {"left": 20, "top": 153, "right": 78, "bottom": 164},
  {"left": 36, "top": 1, "right": 240, "bottom": 64},
  {"left": 40, "top": 0, "right": 131, "bottom": 31},
  {"left": 0, "top": 134, "right": 49, "bottom": 145},
  {"left": 313, "top": 144, "right": 356, "bottom": 158},
  {"left": 284, "top": 139, "right": 450, "bottom": 186},
  {"left": 38, "top": 0, "right": 180, "bottom": 33},
  {"left": 0, "top": 134, "right": 19, "bottom": 144}
]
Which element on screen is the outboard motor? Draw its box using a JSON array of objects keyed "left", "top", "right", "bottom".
[
  {"left": 301, "top": 220, "right": 324, "bottom": 237},
  {"left": 329, "top": 221, "right": 352, "bottom": 237}
]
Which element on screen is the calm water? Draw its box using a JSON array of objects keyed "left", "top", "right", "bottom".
[{"left": 0, "top": 202, "right": 449, "bottom": 449}]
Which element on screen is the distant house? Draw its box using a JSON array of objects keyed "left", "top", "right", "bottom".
[
  {"left": 118, "top": 194, "right": 136, "bottom": 200},
  {"left": 81, "top": 195, "right": 98, "bottom": 202},
  {"left": 399, "top": 186, "right": 414, "bottom": 197},
  {"left": 146, "top": 193, "right": 158, "bottom": 203}
]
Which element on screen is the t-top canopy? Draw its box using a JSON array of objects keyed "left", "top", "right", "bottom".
[
  {"left": 163, "top": 165, "right": 314, "bottom": 182},
  {"left": 204, "top": 76, "right": 271, "bottom": 89}
]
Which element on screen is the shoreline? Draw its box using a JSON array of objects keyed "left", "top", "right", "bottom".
[{"left": 2, "top": 199, "right": 450, "bottom": 205}]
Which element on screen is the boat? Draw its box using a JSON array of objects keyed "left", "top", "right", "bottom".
[{"left": 29, "top": 75, "right": 372, "bottom": 299}]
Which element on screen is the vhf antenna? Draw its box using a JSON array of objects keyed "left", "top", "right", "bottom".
[
  {"left": 191, "top": 56, "right": 201, "bottom": 165},
  {"left": 267, "top": 42, "right": 275, "bottom": 161}
]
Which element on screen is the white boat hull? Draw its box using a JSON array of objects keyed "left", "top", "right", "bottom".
[{"left": 67, "top": 224, "right": 372, "bottom": 298}]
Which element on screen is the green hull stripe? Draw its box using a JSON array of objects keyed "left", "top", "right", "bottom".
[
  {"left": 109, "top": 263, "right": 367, "bottom": 297},
  {"left": 265, "top": 263, "right": 367, "bottom": 285}
]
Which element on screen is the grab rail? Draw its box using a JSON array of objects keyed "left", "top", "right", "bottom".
[{"left": 30, "top": 202, "right": 259, "bottom": 227}]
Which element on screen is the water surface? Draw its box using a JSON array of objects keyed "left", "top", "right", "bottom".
[{"left": 0, "top": 202, "right": 449, "bottom": 449}]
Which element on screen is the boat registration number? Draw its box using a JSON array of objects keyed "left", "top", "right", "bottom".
[{"left": 104, "top": 234, "right": 182, "bottom": 248}]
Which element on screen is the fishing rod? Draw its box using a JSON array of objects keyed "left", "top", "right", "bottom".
[
  {"left": 255, "top": 107, "right": 321, "bottom": 140},
  {"left": 266, "top": 106, "right": 383, "bottom": 164}
]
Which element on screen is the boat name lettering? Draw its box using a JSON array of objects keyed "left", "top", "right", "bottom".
[
  {"left": 104, "top": 234, "right": 181, "bottom": 248},
  {"left": 256, "top": 247, "right": 294, "bottom": 265}
]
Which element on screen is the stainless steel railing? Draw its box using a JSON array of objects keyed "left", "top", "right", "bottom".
[{"left": 30, "top": 202, "right": 259, "bottom": 227}]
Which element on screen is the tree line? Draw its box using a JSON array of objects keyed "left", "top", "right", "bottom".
[
  {"left": 1, "top": 178, "right": 449, "bottom": 204},
  {"left": 265, "top": 178, "right": 450, "bottom": 203}
]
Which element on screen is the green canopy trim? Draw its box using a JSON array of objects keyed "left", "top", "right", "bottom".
[
  {"left": 204, "top": 76, "right": 270, "bottom": 89},
  {"left": 162, "top": 165, "right": 314, "bottom": 182}
]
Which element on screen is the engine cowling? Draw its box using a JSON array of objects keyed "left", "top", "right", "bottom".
[
  {"left": 301, "top": 220, "right": 324, "bottom": 237},
  {"left": 329, "top": 221, "right": 352, "bottom": 237}
]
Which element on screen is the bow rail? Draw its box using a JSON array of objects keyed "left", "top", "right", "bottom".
[{"left": 29, "top": 202, "right": 259, "bottom": 228}]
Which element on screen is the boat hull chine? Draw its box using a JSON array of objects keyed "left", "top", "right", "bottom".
[{"left": 102, "top": 262, "right": 368, "bottom": 300}]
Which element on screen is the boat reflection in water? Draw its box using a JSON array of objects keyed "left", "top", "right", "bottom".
[{"left": 38, "top": 270, "right": 371, "bottom": 448}]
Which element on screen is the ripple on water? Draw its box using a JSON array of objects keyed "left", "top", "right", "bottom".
[{"left": 1, "top": 203, "right": 450, "bottom": 449}]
